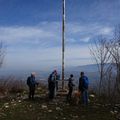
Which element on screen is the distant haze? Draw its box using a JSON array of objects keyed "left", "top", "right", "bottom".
[{"left": 0, "top": 64, "right": 99, "bottom": 86}]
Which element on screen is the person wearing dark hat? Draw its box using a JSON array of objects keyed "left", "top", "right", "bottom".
[{"left": 67, "top": 74, "right": 75, "bottom": 102}]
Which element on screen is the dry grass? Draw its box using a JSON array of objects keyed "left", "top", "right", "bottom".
[{"left": 0, "top": 76, "right": 26, "bottom": 96}]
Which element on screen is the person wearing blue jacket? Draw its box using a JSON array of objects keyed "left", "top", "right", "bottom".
[
  {"left": 79, "top": 72, "right": 89, "bottom": 105},
  {"left": 27, "top": 72, "right": 38, "bottom": 99}
]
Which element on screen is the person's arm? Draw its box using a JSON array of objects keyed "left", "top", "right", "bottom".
[
  {"left": 72, "top": 83, "right": 75, "bottom": 87},
  {"left": 78, "top": 78, "right": 80, "bottom": 90},
  {"left": 36, "top": 81, "right": 39, "bottom": 86},
  {"left": 35, "top": 78, "right": 39, "bottom": 86},
  {"left": 69, "top": 82, "right": 74, "bottom": 88},
  {"left": 72, "top": 80, "right": 75, "bottom": 86},
  {"left": 32, "top": 77, "right": 38, "bottom": 86},
  {"left": 79, "top": 78, "right": 82, "bottom": 91}
]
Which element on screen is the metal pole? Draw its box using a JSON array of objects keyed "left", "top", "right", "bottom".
[{"left": 62, "top": 0, "right": 65, "bottom": 90}]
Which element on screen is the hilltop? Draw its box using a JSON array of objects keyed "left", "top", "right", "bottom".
[{"left": 0, "top": 85, "right": 119, "bottom": 120}]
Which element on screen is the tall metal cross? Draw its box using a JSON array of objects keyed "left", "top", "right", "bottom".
[{"left": 62, "top": 0, "right": 65, "bottom": 89}]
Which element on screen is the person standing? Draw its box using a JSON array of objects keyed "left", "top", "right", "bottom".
[
  {"left": 27, "top": 72, "right": 38, "bottom": 99},
  {"left": 48, "top": 70, "right": 57, "bottom": 99},
  {"left": 79, "top": 72, "right": 89, "bottom": 105},
  {"left": 67, "top": 74, "right": 75, "bottom": 102}
]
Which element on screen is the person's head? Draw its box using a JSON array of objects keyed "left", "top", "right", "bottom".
[
  {"left": 53, "top": 70, "right": 57, "bottom": 75},
  {"left": 70, "top": 74, "right": 73, "bottom": 78},
  {"left": 31, "top": 72, "right": 36, "bottom": 77},
  {"left": 81, "top": 72, "right": 84, "bottom": 77}
]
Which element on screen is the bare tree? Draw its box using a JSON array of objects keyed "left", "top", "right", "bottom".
[
  {"left": 106, "top": 25, "right": 120, "bottom": 94},
  {"left": 89, "top": 36, "right": 111, "bottom": 96}
]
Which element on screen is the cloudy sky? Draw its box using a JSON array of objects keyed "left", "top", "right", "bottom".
[{"left": 0, "top": 0, "right": 120, "bottom": 71}]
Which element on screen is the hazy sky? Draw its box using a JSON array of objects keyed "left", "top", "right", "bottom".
[{"left": 0, "top": 0, "right": 120, "bottom": 71}]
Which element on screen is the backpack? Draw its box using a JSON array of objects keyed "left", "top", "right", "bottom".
[
  {"left": 27, "top": 76, "right": 31, "bottom": 86},
  {"left": 48, "top": 74, "right": 53, "bottom": 82},
  {"left": 82, "top": 76, "right": 89, "bottom": 89}
]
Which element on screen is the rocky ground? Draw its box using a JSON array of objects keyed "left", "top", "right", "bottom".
[{"left": 0, "top": 87, "right": 119, "bottom": 120}]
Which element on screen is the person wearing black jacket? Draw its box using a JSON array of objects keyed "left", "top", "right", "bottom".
[
  {"left": 67, "top": 74, "right": 75, "bottom": 101},
  {"left": 48, "top": 70, "right": 58, "bottom": 99}
]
